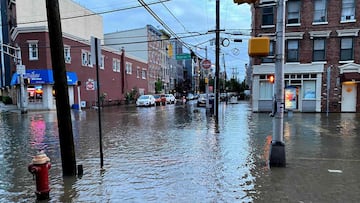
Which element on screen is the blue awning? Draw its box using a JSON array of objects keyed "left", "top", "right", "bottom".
[{"left": 10, "top": 69, "right": 78, "bottom": 86}]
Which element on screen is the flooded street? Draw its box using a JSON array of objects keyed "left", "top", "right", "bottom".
[{"left": 1, "top": 101, "right": 360, "bottom": 202}]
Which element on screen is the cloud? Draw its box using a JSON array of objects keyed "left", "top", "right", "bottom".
[{"left": 74, "top": 0, "right": 251, "bottom": 81}]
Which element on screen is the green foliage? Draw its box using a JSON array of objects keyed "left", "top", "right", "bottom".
[
  {"left": 155, "top": 79, "right": 163, "bottom": 93},
  {"left": 125, "top": 88, "right": 138, "bottom": 102},
  {"left": 2, "top": 96, "right": 13, "bottom": 104},
  {"left": 225, "top": 79, "right": 249, "bottom": 93}
]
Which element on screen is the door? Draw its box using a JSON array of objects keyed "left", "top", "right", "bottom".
[{"left": 341, "top": 83, "right": 357, "bottom": 112}]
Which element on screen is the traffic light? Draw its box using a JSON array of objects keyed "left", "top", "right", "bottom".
[
  {"left": 268, "top": 75, "right": 275, "bottom": 83},
  {"left": 248, "top": 37, "right": 270, "bottom": 57},
  {"left": 167, "top": 44, "right": 173, "bottom": 58},
  {"left": 233, "top": 0, "right": 258, "bottom": 4}
]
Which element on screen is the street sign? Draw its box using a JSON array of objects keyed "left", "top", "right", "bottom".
[
  {"left": 176, "top": 53, "right": 191, "bottom": 60},
  {"left": 201, "top": 59, "right": 212, "bottom": 69},
  {"left": 86, "top": 80, "right": 95, "bottom": 91},
  {"left": 16, "top": 65, "right": 26, "bottom": 75}
]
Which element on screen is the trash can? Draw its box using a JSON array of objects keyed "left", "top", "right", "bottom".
[{"left": 71, "top": 104, "right": 79, "bottom": 110}]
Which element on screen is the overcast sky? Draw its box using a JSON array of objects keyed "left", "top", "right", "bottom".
[{"left": 73, "top": 0, "right": 251, "bottom": 81}]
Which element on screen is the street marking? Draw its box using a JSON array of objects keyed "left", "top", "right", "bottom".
[{"left": 328, "top": 169, "right": 343, "bottom": 173}]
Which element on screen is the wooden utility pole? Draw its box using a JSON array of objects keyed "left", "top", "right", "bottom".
[
  {"left": 45, "top": 0, "right": 77, "bottom": 176},
  {"left": 215, "top": 0, "right": 220, "bottom": 127}
]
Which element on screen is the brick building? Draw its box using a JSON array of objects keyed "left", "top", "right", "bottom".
[
  {"left": 2, "top": 0, "right": 149, "bottom": 110},
  {"left": 250, "top": 0, "right": 360, "bottom": 112}
]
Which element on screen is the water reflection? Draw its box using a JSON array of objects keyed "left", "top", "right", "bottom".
[{"left": 1, "top": 104, "right": 360, "bottom": 202}]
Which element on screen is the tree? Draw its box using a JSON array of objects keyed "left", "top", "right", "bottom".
[{"left": 155, "top": 79, "right": 163, "bottom": 93}]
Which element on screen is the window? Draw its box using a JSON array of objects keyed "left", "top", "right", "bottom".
[
  {"left": 28, "top": 41, "right": 38, "bottom": 60},
  {"left": 137, "top": 67, "right": 140, "bottom": 78},
  {"left": 303, "top": 81, "right": 316, "bottom": 99},
  {"left": 64, "top": 46, "right": 71, "bottom": 63},
  {"left": 340, "top": 37, "right": 353, "bottom": 61},
  {"left": 112, "top": 59, "right": 120, "bottom": 72},
  {"left": 262, "top": 7, "right": 274, "bottom": 26},
  {"left": 262, "top": 40, "right": 275, "bottom": 63},
  {"left": 286, "top": 40, "right": 299, "bottom": 62},
  {"left": 126, "top": 62, "right": 132, "bottom": 74},
  {"left": 81, "top": 51, "right": 88, "bottom": 66},
  {"left": 287, "top": 0, "right": 301, "bottom": 24},
  {"left": 88, "top": 53, "right": 93, "bottom": 67},
  {"left": 27, "top": 85, "right": 43, "bottom": 103},
  {"left": 313, "top": 38, "right": 326, "bottom": 61},
  {"left": 259, "top": 80, "right": 273, "bottom": 99},
  {"left": 313, "top": 0, "right": 327, "bottom": 23},
  {"left": 142, "top": 69, "right": 146, "bottom": 79},
  {"left": 100, "top": 55, "right": 105, "bottom": 69},
  {"left": 341, "top": 0, "right": 355, "bottom": 21}
]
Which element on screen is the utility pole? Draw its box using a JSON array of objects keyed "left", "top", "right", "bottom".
[
  {"left": 45, "top": 0, "right": 77, "bottom": 176},
  {"left": 269, "top": 0, "right": 286, "bottom": 167},
  {"left": 215, "top": 0, "right": 220, "bottom": 127}
]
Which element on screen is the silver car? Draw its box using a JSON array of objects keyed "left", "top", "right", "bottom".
[
  {"left": 136, "top": 95, "right": 156, "bottom": 107},
  {"left": 165, "top": 94, "right": 176, "bottom": 104}
]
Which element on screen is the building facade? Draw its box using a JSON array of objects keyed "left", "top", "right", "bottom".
[
  {"left": 104, "top": 25, "right": 166, "bottom": 94},
  {"left": 3, "top": 0, "right": 149, "bottom": 110},
  {"left": 251, "top": 0, "right": 360, "bottom": 112}
]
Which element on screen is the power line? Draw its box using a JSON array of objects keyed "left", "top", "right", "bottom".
[
  {"left": 15, "top": 0, "right": 170, "bottom": 26},
  {"left": 137, "top": 0, "right": 193, "bottom": 51}
]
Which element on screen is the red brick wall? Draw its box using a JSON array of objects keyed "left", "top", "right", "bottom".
[
  {"left": 252, "top": 0, "right": 360, "bottom": 112},
  {"left": 14, "top": 32, "right": 148, "bottom": 107}
]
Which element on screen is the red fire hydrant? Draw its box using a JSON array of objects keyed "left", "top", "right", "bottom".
[{"left": 28, "top": 151, "right": 51, "bottom": 200}]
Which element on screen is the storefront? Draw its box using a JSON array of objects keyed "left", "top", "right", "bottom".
[
  {"left": 10, "top": 69, "right": 78, "bottom": 111},
  {"left": 252, "top": 63, "right": 323, "bottom": 112}
]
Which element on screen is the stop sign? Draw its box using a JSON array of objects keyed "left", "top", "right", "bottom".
[{"left": 201, "top": 59, "right": 211, "bottom": 69}]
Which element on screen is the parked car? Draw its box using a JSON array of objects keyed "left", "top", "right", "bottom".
[
  {"left": 197, "top": 93, "right": 215, "bottom": 107},
  {"left": 153, "top": 94, "right": 167, "bottom": 106},
  {"left": 165, "top": 94, "right": 176, "bottom": 104},
  {"left": 136, "top": 95, "right": 155, "bottom": 107},
  {"left": 186, "top": 93, "right": 194, "bottom": 100}
]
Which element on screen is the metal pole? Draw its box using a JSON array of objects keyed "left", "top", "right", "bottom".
[
  {"left": 215, "top": 0, "right": 220, "bottom": 125},
  {"left": 269, "top": 0, "right": 286, "bottom": 167},
  {"left": 0, "top": 18, "right": 5, "bottom": 88},
  {"left": 326, "top": 66, "right": 331, "bottom": 116},
  {"left": 77, "top": 85, "right": 81, "bottom": 112},
  {"left": 94, "top": 38, "right": 104, "bottom": 170}
]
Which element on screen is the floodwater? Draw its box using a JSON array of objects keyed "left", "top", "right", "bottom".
[{"left": 1, "top": 101, "right": 360, "bottom": 202}]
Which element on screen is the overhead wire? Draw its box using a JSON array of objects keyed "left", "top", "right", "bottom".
[{"left": 137, "top": 0, "right": 193, "bottom": 51}]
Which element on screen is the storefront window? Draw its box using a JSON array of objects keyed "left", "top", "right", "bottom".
[
  {"left": 259, "top": 81, "right": 273, "bottom": 99},
  {"left": 28, "top": 85, "right": 43, "bottom": 102},
  {"left": 303, "top": 81, "right": 316, "bottom": 99}
]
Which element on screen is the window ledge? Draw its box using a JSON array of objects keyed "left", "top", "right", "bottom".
[
  {"left": 286, "top": 23, "right": 301, "bottom": 27},
  {"left": 312, "top": 22, "right": 328, "bottom": 26},
  {"left": 339, "top": 60, "right": 354, "bottom": 64},
  {"left": 340, "top": 19, "right": 356, "bottom": 24},
  {"left": 311, "top": 61, "right": 327, "bottom": 65},
  {"left": 261, "top": 25, "right": 275, "bottom": 29}
]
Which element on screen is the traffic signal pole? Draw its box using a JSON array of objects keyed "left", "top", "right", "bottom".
[{"left": 269, "top": 0, "right": 286, "bottom": 167}]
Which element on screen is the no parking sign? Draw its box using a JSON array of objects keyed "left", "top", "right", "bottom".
[{"left": 86, "top": 80, "right": 95, "bottom": 91}]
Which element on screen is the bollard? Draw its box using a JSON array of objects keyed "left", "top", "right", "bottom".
[{"left": 28, "top": 151, "right": 51, "bottom": 200}]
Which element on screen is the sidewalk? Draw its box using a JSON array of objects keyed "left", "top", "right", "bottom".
[{"left": 0, "top": 102, "right": 18, "bottom": 112}]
